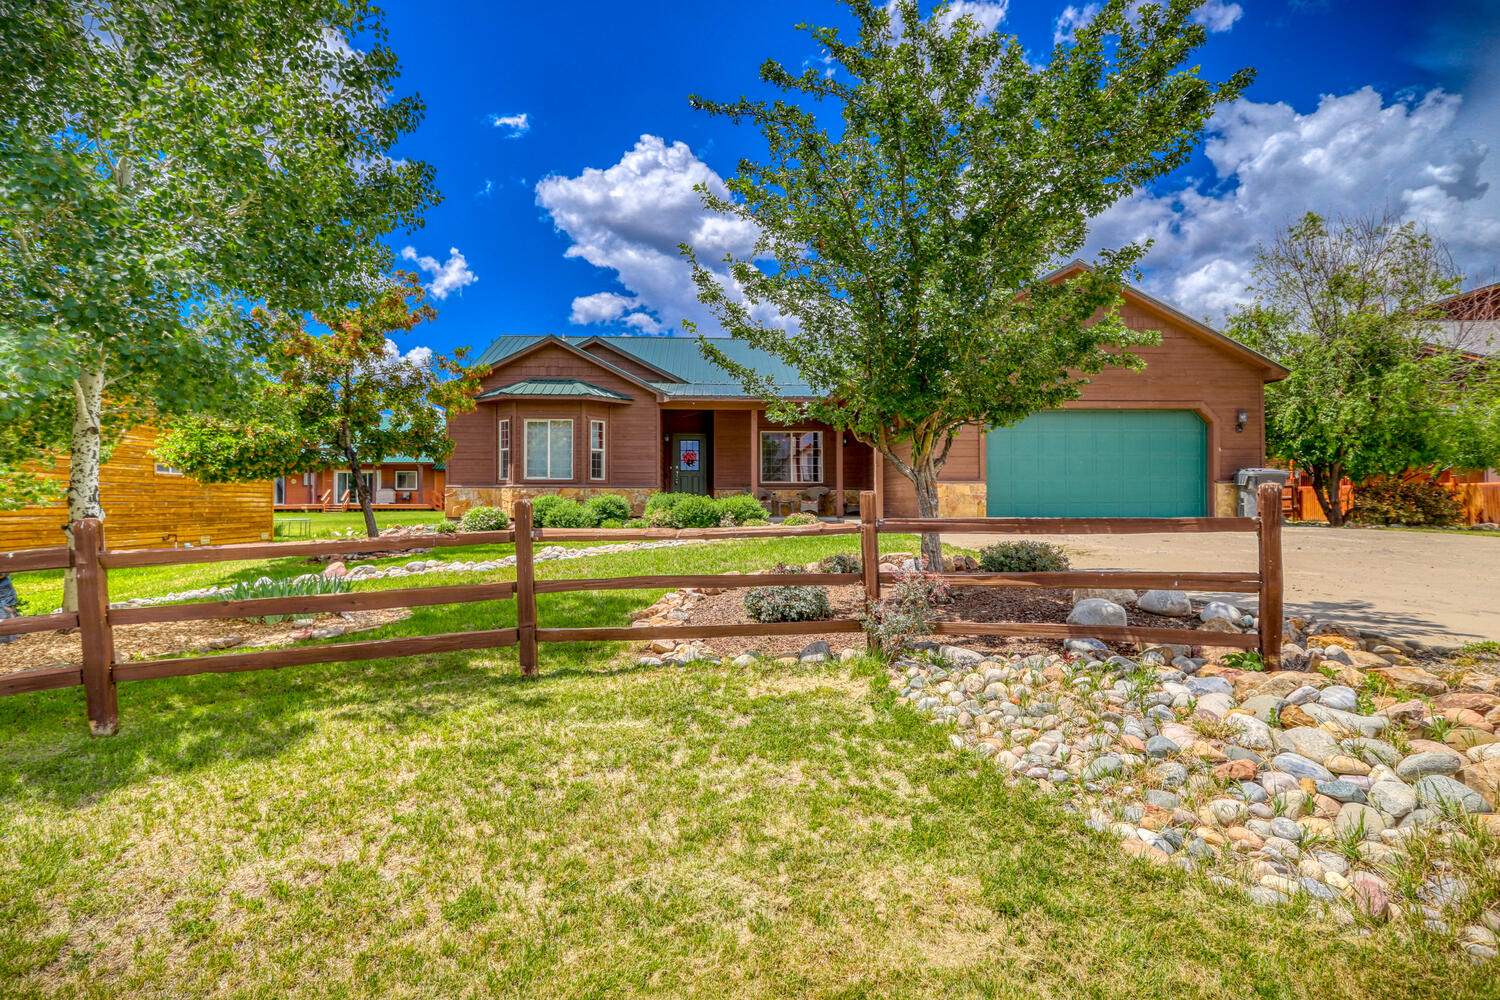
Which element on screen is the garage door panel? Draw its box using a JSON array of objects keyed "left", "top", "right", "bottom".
[{"left": 986, "top": 410, "right": 1207, "bottom": 517}]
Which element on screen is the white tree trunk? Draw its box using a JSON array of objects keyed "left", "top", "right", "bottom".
[{"left": 62, "top": 368, "right": 106, "bottom": 613}]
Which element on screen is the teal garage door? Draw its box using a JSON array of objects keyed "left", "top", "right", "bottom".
[{"left": 985, "top": 410, "right": 1207, "bottom": 517}]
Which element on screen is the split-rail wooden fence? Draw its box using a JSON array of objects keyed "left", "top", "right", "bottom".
[{"left": 0, "top": 484, "right": 1283, "bottom": 734}]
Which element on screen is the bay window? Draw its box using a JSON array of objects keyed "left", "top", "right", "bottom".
[
  {"left": 525, "top": 419, "right": 573, "bottom": 480},
  {"left": 760, "top": 431, "right": 822, "bottom": 483}
]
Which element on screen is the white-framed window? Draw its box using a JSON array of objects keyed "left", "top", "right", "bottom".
[
  {"left": 760, "top": 431, "right": 822, "bottom": 484},
  {"left": 392, "top": 470, "right": 419, "bottom": 492},
  {"left": 498, "top": 419, "right": 511, "bottom": 482},
  {"left": 303, "top": 472, "right": 316, "bottom": 487},
  {"left": 589, "top": 420, "right": 606, "bottom": 480},
  {"left": 524, "top": 419, "right": 573, "bottom": 480},
  {"left": 335, "top": 470, "right": 375, "bottom": 499},
  {"left": 154, "top": 463, "right": 183, "bottom": 476}
]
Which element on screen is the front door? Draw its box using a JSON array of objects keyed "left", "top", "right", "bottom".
[{"left": 670, "top": 434, "right": 708, "bottom": 494}]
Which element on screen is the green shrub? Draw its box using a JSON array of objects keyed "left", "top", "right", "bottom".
[
  {"left": 816, "top": 552, "right": 862, "bottom": 574},
  {"left": 715, "top": 493, "right": 770, "bottom": 526},
  {"left": 977, "top": 540, "right": 1069, "bottom": 572},
  {"left": 459, "top": 506, "right": 509, "bottom": 531},
  {"left": 529, "top": 495, "right": 571, "bottom": 526},
  {"left": 433, "top": 519, "right": 458, "bottom": 534},
  {"left": 644, "top": 492, "right": 694, "bottom": 516},
  {"left": 668, "top": 494, "right": 721, "bottom": 528},
  {"left": 646, "top": 507, "right": 677, "bottom": 527},
  {"left": 598, "top": 518, "right": 625, "bottom": 529},
  {"left": 537, "top": 497, "right": 595, "bottom": 528},
  {"left": 741, "top": 518, "right": 770, "bottom": 527},
  {"left": 584, "top": 494, "right": 632, "bottom": 523},
  {"left": 226, "top": 573, "right": 351, "bottom": 623},
  {"left": 744, "top": 565, "right": 831, "bottom": 623},
  {"left": 1350, "top": 477, "right": 1463, "bottom": 527},
  {"left": 781, "top": 512, "right": 818, "bottom": 526},
  {"left": 862, "top": 568, "right": 949, "bottom": 652},
  {"left": 623, "top": 517, "right": 648, "bottom": 528}
]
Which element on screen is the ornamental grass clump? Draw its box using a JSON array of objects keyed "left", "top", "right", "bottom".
[
  {"left": 743, "top": 564, "right": 831, "bottom": 623},
  {"left": 226, "top": 574, "right": 352, "bottom": 623}
]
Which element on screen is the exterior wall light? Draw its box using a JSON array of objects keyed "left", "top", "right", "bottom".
[{"left": 1235, "top": 409, "right": 1249, "bottom": 433}]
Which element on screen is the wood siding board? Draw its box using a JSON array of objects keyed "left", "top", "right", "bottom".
[{"left": 0, "top": 427, "right": 272, "bottom": 551}]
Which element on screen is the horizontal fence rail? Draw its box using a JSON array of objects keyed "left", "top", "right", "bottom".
[{"left": 0, "top": 482, "right": 1284, "bottom": 734}]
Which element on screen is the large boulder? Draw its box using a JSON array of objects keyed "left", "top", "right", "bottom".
[
  {"left": 1137, "top": 590, "right": 1193, "bottom": 617},
  {"left": 1066, "top": 598, "right": 1127, "bottom": 628},
  {"left": 1072, "top": 588, "right": 1138, "bottom": 606},
  {"left": 1199, "top": 601, "right": 1242, "bottom": 625},
  {"left": 1367, "top": 665, "right": 1448, "bottom": 696}
]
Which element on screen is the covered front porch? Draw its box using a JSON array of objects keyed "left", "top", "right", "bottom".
[{"left": 659, "top": 403, "right": 877, "bottom": 517}]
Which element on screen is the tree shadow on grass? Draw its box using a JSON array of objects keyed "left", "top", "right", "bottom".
[{"left": 0, "top": 591, "right": 659, "bottom": 808}]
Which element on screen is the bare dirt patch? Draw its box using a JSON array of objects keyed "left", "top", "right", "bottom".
[
  {"left": 678, "top": 583, "right": 1197, "bottom": 659},
  {"left": 0, "top": 608, "right": 410, "bottom": 675}
]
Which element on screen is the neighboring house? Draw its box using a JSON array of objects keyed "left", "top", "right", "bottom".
[
  {"left": 0, "top": 427, "right": 274, "bottom": 551},
  {"left": 275, "top": 458, "right": 446, "bottom": 511},
  {"left": 446, "top": 269, "right": 1288, "bottom": 519}
]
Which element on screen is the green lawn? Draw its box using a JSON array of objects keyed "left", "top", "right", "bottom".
[
  {"left": 274, "top": 509, "right": 449, "bottom": 538},
  {"left": 1, "top": 537, "right": 1493, "bottom": 998}
]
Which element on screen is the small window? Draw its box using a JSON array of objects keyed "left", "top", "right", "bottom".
[
  {"left": 589, "top": 420, "right": 606, "bottom": 480},
  {"left": 498, "top": 419, "right": 511, "bottom": 482},
  {"left": 524, "top": 419, "right": 573, "bottom": 480},
  {"left": 760, "top": 431, "right": 822, "bottom": 483},
  {"left": 154, "top": 463, "right": 183, "bottom": 476},
  {"left": 393, "top": 470, "right": 419, "bottom": 491}
]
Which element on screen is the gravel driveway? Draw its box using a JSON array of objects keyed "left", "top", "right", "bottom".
[{"left": 945, "top": 525, "right": 1500, "bottom": 647}]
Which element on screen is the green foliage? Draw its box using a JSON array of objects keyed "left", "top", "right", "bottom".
[
  {"left": 781, "top": 512, "right": 819, "bottom": 527},
  {"left": 536, "top": 498, "right": 595, "bottom": 529},
  {"left": 644, "top": 493, "right": 695, "bottom": 515},
  {"left": 683, "top": 0, "right": 1249, "bottom": 568},
  {"left": 459, "top": 506, "right": 509, "bottom": 532},
  {"left": 225, "top": 573, "right": 351, "bottom": 623},
  {"left": 1349, "top": 477, "right": 1463, "bottom": 527},
  {"left": 816, "top": 553, "right": 862, "bottom": 574},
  {"left": 623, "top": 518, "right": 649, "bottom": 529},
  {"left": 529, "top": 495, "right": 569, "bottom": 526},
  {"left": 741, "top": 518, "right": 771, "bottom": 527},
  {"left": 667, "top": 495, "right": 721, "bottom": 529},
  {"left": 977, "top": 541, "right": 1070, "bottom": 573},
  {"left": 1228, "top": 213, "right": 1473, "bottom": 526},
  {"left": 433, "top": 520, "right": 458, "bottom": 535},
  {"left": 0, "top": 0, "right": 439, "bottom": 521},
  {"left": 583, "top": 494, "right": 632, "bottom": 524},
  {"left": 715, "top": 494, "right": 771, "bottom": 526},
  {"left": 598, "top": 518, "right": 625, "bottom": 530},
  {"left": 1222, "top": 650, "right": 1266, "bottom": 672},
  {"left": 157, "top": 274, "right": 481, "bottom": 537},
  {"left": 744, "top": 566, "right": 832, "bottom": 623}
]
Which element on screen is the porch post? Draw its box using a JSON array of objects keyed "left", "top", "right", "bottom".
[
  {"left": 873, "top": 450, "right": 885, "bottom": 520},
  {"left": 750, "top": 407, "right": 759, "bottom": 500},
  {"left": 834, "top": 429, "right": 844, "bottom": 517}
]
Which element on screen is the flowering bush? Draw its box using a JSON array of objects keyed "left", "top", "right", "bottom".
[
  {"left": 459, "top": 506, "right": 508, "bottom": 531},
  {"left": 781, "top": 512, "right": 818, "bottom": 526},
  {"left": 862, "top": 568, "right": 950, "bottom": 652}
]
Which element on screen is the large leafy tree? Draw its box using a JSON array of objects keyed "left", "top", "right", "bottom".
[
  {"left": 1227, "top": 213, "right": 1480, "bottom": 526},
  {"left": 156, "top": 273, "right": 481, "bottom": 538},
  {"left": 0, "top": 0, "right": 437, "bottom": 587},
  {"left": 683, "top": 0, "right": 1250, "bottom": 568}
]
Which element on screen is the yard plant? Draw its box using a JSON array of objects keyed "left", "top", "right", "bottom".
[
  {"left": 977, "top": 541, "right": 1071, "bottom": 573},
  {"left": 683, "top": 0, "right": 1251, "bottom": 569}
]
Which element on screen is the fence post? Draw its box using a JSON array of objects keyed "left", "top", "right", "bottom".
[
  {"left": 513, "top": 500, "right": 538, "bottom": 676},
  {"left": 1256, "top": 482, "right": 1284, "bottom": 670},
  {"left": 859, "top": 490, "right": 880, "bottom": 653},
  {"left": 72, "top": 518, "right": 119, "bottom": 735}
]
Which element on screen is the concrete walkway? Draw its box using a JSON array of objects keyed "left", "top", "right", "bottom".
[{"left": 944, "top": 525, "right": 1500, "bottom": 648}]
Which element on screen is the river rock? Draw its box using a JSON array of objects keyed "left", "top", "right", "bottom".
[
  {"left": 1067, "top": 599, "right": 1127, "bottom": 628},
  {"left": 1137, "top": 590, "right": 1193, "bottom": 617}
]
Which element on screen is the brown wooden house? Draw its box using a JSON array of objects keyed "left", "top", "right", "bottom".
[
  {"left": 0, "top": 427, "right": 274, "bottom": 551},
  {"left": 446, "top": 269, "right": 1287, "bottom": 519},
  {"left": 275, "top": 459, "right": 446, "bottom": 512}
]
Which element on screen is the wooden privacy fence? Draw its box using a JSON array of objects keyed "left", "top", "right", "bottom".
[{"left": 0, "top": 483, "right": 1283, "bottom": 735}]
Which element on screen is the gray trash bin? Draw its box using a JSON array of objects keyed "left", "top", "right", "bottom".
[{"left": 1235, "top": 468, "right": 1290, "bottom": 517}]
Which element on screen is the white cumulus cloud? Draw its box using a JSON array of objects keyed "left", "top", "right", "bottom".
[
  {"left": 400, "top": 245, "right": 478, "bottom": 300},
  {"left": 1193, "top": 0, "right": 1242, "bottom": 32},
  {"left": 536, "top": 134, "right": 775, "bottom": 336},
  {"left": 1055, "top": 1, "right": 1239, "bottom": 45},
  {"left": 1084, "top": 86, "right": 1500, "bottom": 320},
  {"left": 489, "top": 112, "right": 531, "bottom": 138}
]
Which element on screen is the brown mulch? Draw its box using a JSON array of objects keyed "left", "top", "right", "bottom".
[
  {"left": 677, "top": 584, "right": 1202, "bottom": 659},
  {"left": 0, "top": 608, "right": 410, "bottom": 676}
]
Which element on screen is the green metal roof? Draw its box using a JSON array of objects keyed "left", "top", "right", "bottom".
[
  {"left": 473, "top": 334, "right": 814, "bottom": 399},
  {"left": 475, "top": 377, "right": 633, "bottom": 402}
]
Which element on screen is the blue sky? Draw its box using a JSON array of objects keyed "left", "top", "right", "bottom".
[{"left": 375, "top": 0, "right": 1500, "bottom": 359}]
